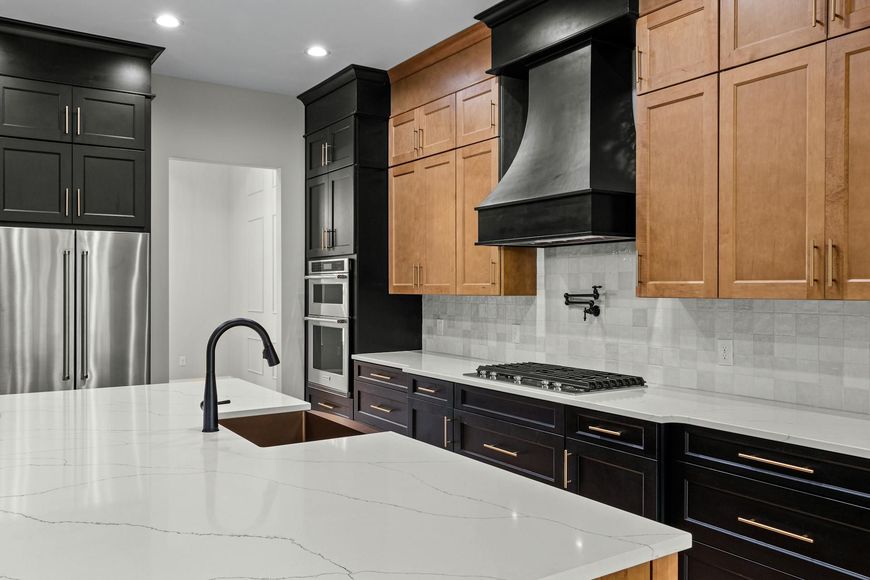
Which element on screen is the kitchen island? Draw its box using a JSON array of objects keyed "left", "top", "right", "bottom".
[{"left": 0, "top": 378, "right": 689, "bottom": 579}]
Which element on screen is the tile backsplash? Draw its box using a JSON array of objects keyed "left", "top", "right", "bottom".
[{"left": 423, "top": 242, "right": 870, "bottom": 415}]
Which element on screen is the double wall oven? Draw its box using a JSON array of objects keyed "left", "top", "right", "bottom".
[{"left": 305, "top": 258, "right": 351, "bottom": 396}]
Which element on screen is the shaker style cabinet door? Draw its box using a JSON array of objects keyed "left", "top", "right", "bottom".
[
  {"left": 305, "top": 127, "right": 330, "bottom": 179},
  {"left": 418, "top": 94, "right": 456, "bottom": 159},
  {"left": 636, "top": 75, "right": 718, "bottom": 298},
  {"left": 636, "top": 0, "right": 718, "bottom": 94},
  {"left": 829, "top": 0, "right": 870, "bottom": 36},
  {"left": 72, "top": 146, "right": 146, "bottom": 228},
  {"left": 306, "top": 175, "right": 330, "bottom": 257},
  {"left": 825, "top": 29, "right": 870, "bottom": 299},
  {"left": 325, "top": 117, "right": 354, "bottom": 173},
  {"left": 388, "top": 162, "right": 422, "bottom": 294},
  {"left": 72, "top": 88, "right": 146, "bottom": 150},
  {"left": 456, "top": 78, "right": 499, "bottom": 147},
  {"left": 0, "top": 137, "right": 72, "bottom": 225},
  {"left": 720, "top": 0, "right": 828, "bottom": 68},
  {"left": 0, "top": 76, "right": 71, "bottom": 142},
  {"left": 388, "top": 109, "right": 418, "bottom": 166},
  {"left": 326, "top": 165, "right": 354, "bottom": 256},
  {"left": 418, "top": 151, "right": 456, "bottom": 295},
  {"left": 719, "top": 45, "right": 826, "bottom": 299}
]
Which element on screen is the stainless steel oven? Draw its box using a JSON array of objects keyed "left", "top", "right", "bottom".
[
  {"left": 305, "top": 258, "right": 350, "bottom": 319},
  {"left": 305, "top": 315, "right": 349, "bottom": 395}
]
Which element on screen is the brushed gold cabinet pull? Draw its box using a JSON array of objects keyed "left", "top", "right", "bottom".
[
  {"left": 490, "top": 101, "right": 496, "bottom": 128},
  {"left": 484, "top": 443, "right": 518, "bottom": 458},
  {"left": 563, "top": 449, "right": 572, "bottom": 489},
  {"left": 490, "top": 260, "right": 497, "bottom": 285},
  {"left": 737, "top": 517, "right": 814, "bottom": 544},
  {"left": 826, "top": 239, "right": 835, "bottom": 287},
  {"left": 588, "top": 425, "right": 623, "bottom": 437},
  {"left": 637, "top": 254, "right": 643, "bottom": 285},
  {"left": 809, "top": 240, "right": 817, "bottom": 286},
  {"left": 419, "top": 128, "right": 424, "bottom": 151},
  {"left": 417, "top": 386, "right": 437, "bottom": 394},
  {"left": 636, "top": 49, "right": 643, "bottom": 90},
  {"left": 76, "top": 106, "right": 81, "bottom": 135},
  {"left": 414, "top": 129, "right": 419, "bottom": 152},
  {"left": 812, "top": 0, "right": 819, "bottom": 26},
  {"left": 76, "top": 188, "right": 82, "bottom": 217},
  {"left": 443, "top": 416, "right": 451, "bottom": 448},
  {"left": 317, "top": 401, "right": 336, "bottom": 410},
  {"left": 64, "top": 187, "right": 69, "bottom": 217},
  {"left": 369, "top": 372, "right": 393, "bottom": 381},
  {"left": 831, "top": 0, "right": 839, "bottom": 20},
  {"left": 737, "top": 453, "right": 815, "bottom": 474},
  {"left": 64, "top": 105, "right": 69, "bottom": 135},
  {"left": 369, "top": 404, "right": 393, "bottom": 414}
]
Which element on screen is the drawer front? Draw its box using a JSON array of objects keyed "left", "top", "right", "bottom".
[
  {"left": 566, "top": 406, "right": 657, "bottom": 457},
  {"left": 454, "top": 383, "right": 564, "bottom": 434},
  {"left": 410, "top": 398, "right": 453, "bottom": 451},
  {"left": 671, "top": 425, "right": 870, "bottom": 504},
  {"left": 353, "top": 380, "right": 409, "bottom": 434},
  {"left": 410, "top": 374, "right": 453, "bottom": 405},
  {"left": 670, "top": 462, "right": 870, "bottom": 579},
  {"left": 680, "top": 542, "right": 798, "bottom": 580},
  {"left": 354, "top": 361, "right": 410, "bottom": 392},
  {"left": 453, "top": 410, "right": 564, "bottom": 486},
  {"left": 306, "top": 386, "right": 353, "bottom": 419}
]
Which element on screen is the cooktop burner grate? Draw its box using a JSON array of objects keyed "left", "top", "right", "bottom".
[{"left": 467, "top": 362, "right": 645, "bottom": 394}]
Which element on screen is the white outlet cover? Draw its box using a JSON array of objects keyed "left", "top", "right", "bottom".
[
  {"left": 511, "top": 324, "right": 521, "bottom": 344},
  {"left": 178, "top": 355, "right": 187, "bottom": 367},
  {"left": 717, "top": 339, "right": 733, "bottom": 366},
  {"left": 436, "top": 319, "right": 445, "bottom": 336}
]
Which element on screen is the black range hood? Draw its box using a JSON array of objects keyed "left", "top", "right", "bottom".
[{"left": 475, "top": 0, "right": 637, "bottom": 247}]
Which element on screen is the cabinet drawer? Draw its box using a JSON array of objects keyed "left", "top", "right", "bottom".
[
  {"left": 410, "top": 398, "right": 453, "bottom": 451},
  {"left": 680, "top": 542, "right": 797, "bottom": 580},
  {"left": 353, "top": 380, "right": 409, "bottom": 434},
  {"left": 566, "top": 407, "right": 657, "bottom": 458},
  {"left": 453, "top": 410, "right": 564, "bottom": 486},
  {"left": 306, "top": 386, "right": 352, "bottom": 419},
  {"left": 671, "top": 425, "right": 870, "bottom": 504},
  {"left": 454, "top": 383, "right": 563, "bottom": 434},
  {"left": 354, "top": 361, "right": 410, "bottom": 392},
  {"left": 410, "top": 374, "right": 452, "bottom": 405},
  {"left": 671, "top": 462, "right": 870, "bottom": 579}
]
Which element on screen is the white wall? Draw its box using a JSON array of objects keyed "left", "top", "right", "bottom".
[{"left": 152, "top": 75, "right": 305, "bottom": 397}]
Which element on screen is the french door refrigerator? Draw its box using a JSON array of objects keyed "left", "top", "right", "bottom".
[{"left": 0, "top": 227, "right": 150, "bottom": 394}]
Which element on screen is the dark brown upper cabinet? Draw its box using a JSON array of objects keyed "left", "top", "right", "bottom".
[
  {"left": 305, "top": 118, "right": 356, "bottom": 179},
  {"left": 0, "top": 137, "right": 72, "bottom": 225},
  {"left": 0, "top": 77, "right": 72, "bottom": 142},
  {"left": 72, "top": 88, "right": 146, "bottom": 150},
  {"left": 72, "top": 145, "right": 146, "bottom": 228},
  {"left": 306, "top": 165, "right": 354, "bottom": 258}
]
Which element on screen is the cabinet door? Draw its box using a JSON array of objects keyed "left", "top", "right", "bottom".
[
  {"left": 0, "top": 137, "right": 71, "bottom": 225},
  {"left": 388, "top": 162, "right": 422, "bottom": 294},
  {"left": 0, "top": 76, "right": 71, "bottom": 142},
  {"left": 720, "top": 0, "right": 827, "bottom": 68},
  {"left": 636, "top": 0, "right": 718, "bottom": 94},
  {"left": 636, "top": 75, "right": 718, "bottom": 298},
  {"left": 719, "top": 45, "right": 826, "bottom": 299},
  {"left": 457, "top": 78, "right": 498, "bottom": 147},
  {"left": 419, "top": 151, "right": 456, "bottom": 294},
  {"left": 327, "top": 165, "right": 354, "bottom": 256},
  {"left": 830, "top": 0, "right": 870, "bottom": 36},
  {"left": 326, "top": 118, "right": 354, "bottom": 172},
  {"left": 418, "top": 94, "right": 455, "bottom": 158},
  {"left": 826, "top": 29, "right": 870, "bottom": 299},
  {"left": 410, "top": 398, "right": 453, "bottom": 451},
  {"left": 306, "top": 175, "right": 331, "bottom": 257},
  {"left": 305, "top": 127, "right": 330, "bottom": 179},
  {"left": 456, "top": 139, "right": 501, "bottom": 295},
  {"left": 566, "top": 438, "right": 658, "bottom": 520},
  {"left": 72, "top": 88, "right": 145, "bottom": 150},
  {"left": 389, "top": 109, "right": 418, "bottom": 166},
  {"left": 73, "top": 146, "right": 146, "bottom": 228}
]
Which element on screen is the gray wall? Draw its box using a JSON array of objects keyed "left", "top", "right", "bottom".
[
  {"left": 424, "top": 243, "right": 870, "bottom": 415},
  {"left": 151, "top": 75, "right": 305, "bottom": 397}
]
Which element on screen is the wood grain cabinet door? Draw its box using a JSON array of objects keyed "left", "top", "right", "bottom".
[
  {"left": 456, "top": 139, "right": 501, "bottom": 295},
  {"left": 419, "top": 151, "right": 456, "bottom": 294},
  {"left": 826, "top": 29, "right": 870, "bottom": 299},
  {"left": 636, "top": 0, "right": 718, "bottom": 94},
  {"left": 418, "top": 94, "right": 456, "bottom": 159},
  {"left": 636, "top": 75, "right": 718, "bottom": 298},
  {"left": 720, "top": 0, "right": 828, "bottom": 69},
  {"left": 829, "top": 0, "right": 870, "bottom": 36},
  {"left": 388, "top": 109, "right": 417, "bottom": 167},
  {"left": 719, "top": 45, "right": 826, "bottom": 299},
  {"left": 456, "top": 78, "right": 498, "bottom": 147},
  {"left": 388, "top": 162, "right": 422, "bottom": 294}
]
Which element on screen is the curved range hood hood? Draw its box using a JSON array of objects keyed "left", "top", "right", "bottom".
[{"left": 475, "top": 0, "right": 637, "bottom": 247}]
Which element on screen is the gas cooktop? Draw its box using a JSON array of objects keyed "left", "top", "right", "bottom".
[{"left": 464, "top": 362, "right": 645, "bottom": 395}]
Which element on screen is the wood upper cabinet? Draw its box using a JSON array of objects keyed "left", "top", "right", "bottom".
[
  {"left": 419, "top": 94, "right": 456, "bottom": 158},
  {"left": 457, "top": 140, "right": 501, "bottom": 295},
  {"left": 639, "top": 0, "right": 682, "bottom": 15},
  {"left": 826, "top": 29, "right": 870, "bottom": 299},
  {"left": 719, "top": 45, "right": 826, "bottom": 299},
  {"left": 418, "top": 151, "right": 456, "bottom": 294},
  {"left": 389, "top": 161, "right": 422, "bottom": 294},
  {"left": 720, "top": 0, "right": 828, "bottom": 69},
  {"left": 636, "top": 0, "right": 718, "bottom": 94},
  {"left": 636, "top": 75, "right": 718, "bottom": 298},
  {"left": 389, "top": 110, "right": 418, "bottom": 166},
  {"left": 456, "top": 78, "right": 498, "bottom": 147},
  {"left": 829, "top": 0, "right": 870, "bottom": 36}
]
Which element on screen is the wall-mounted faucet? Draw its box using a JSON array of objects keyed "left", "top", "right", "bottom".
[
  {"left": 202, "top": 318, "right": 280, "bottom": 433},
  {"left": 564, "top": 285, "right": 602, "bottom": 321}
]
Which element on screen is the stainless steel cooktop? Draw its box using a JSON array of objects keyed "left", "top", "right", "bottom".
[{"left": 464, "top": 362, "right": 645, "bottom": 395}]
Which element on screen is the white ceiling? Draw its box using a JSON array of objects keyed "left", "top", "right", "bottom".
[{"left": 0, "top": 0, "right": 495, "bottom": 96}]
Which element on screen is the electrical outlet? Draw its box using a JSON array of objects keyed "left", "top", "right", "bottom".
[
  {"left": 178, "top": 355, "right": 187, "bottom": 367},
  {"left": 511, "top": 324, "right": 521, "bottom": 344},
  {"left": 436, "top": 319, "right": 445, "bottom": 336},
  {"left": 717, "top": 340, "right": 733, "bottom": 366}
]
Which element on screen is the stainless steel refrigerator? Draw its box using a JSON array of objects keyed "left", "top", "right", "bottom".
[{"left": 0, "top": 227, "right": 150, "bottom": 394}]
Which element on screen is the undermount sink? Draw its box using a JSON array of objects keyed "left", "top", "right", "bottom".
[{"left": 219, "top": 409, "right": 378, "bottom": 447}]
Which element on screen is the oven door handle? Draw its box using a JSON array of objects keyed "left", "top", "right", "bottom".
[
  {"left": 304, "top": 316, "right": 349, "bottom": 324},
  {"left": 304, "top": 274, "right": 349, "bottom": 280}
]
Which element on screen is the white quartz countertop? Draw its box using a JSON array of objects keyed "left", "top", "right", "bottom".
[
  {"left": 0, "top": 377, "right": 689, "bottom": 580},
  {"left": 353, "top": 350, "right": 870, "bottom": 460}
]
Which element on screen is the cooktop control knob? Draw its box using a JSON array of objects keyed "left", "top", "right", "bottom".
[
  {"left": 552, "top": 382, "right": 562, "bottom": 392},
  {"left": 488, "top": 371, "right": 499, "bottom": 380},
  {"left": 513, "top": 375, "right": 523, "bottom": 384},
  {"left": 541, "top": 380, "right": 550, "bottom": 390},
  {"left": 478, "top": 370, "right": 487, "bottom": 378}
]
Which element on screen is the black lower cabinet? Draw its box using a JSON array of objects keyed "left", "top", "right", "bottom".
[
  {"left": 73, "top": 145, "right": 146, "bottom": 228},
  {"left": 680, "top": 543, "right": 799, "bottom": 580},
  {"left": 0, "top": 137, "right": 71, "bottom": 224},
  {"left": 307, "top": 387, "right": 353, "bottom": 420},
  {"left": 353, "top": 380, "right": 409, "bottom": 435},
  {"left": 566, "top": 437, "right": 658, "bottom": 520},
  {"left": 410, "top": 397, "right": 453, "bottom": 450}
]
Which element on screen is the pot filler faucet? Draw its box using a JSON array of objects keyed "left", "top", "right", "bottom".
[{"left": 202, "top": 318, "right": 280, "bottom": 432}]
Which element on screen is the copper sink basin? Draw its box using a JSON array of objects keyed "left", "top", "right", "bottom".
[{"left": 219, "top": 409, "right": 378, "bottom": 447}]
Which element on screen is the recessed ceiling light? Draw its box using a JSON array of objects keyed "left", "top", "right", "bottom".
[
  {"left": 306, "top": 45, "right": 329, "bottom": 57},
  {"left": 155, "top": 13, "right": 181, "bottom": 28}
]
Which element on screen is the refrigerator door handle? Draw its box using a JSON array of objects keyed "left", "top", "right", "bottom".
[
  {"left": 80, "top": 250, "right": 89, "bottom": 381},
  {"left": 62, "top": 250, "right": 71, "bottom": 381}
]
